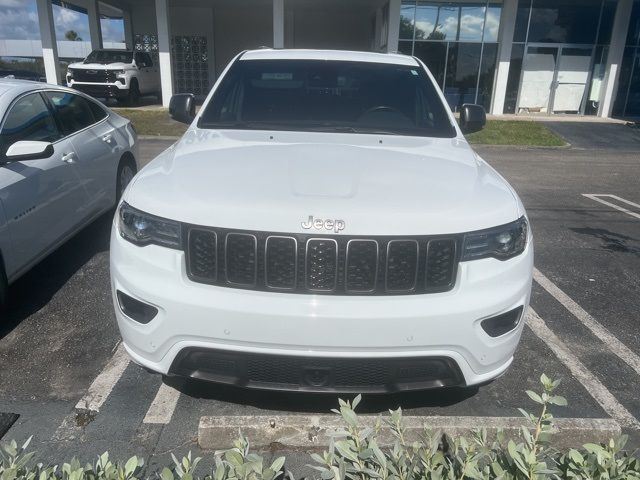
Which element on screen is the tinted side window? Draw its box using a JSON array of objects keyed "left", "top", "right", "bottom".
[
  {"left": 88, "top": 100, "right": 108, "bottom": 121},
  {"left": 0, "top": 93, "right": 61, "bottom": 156},
  {"left": 45, "top": 91, "right": 96, "bottom": 135}
]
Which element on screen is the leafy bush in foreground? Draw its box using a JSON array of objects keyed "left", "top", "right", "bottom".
[{"left": 1, "top": 375, "right": 639, "bottom": 480}]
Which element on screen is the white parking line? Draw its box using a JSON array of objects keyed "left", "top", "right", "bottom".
[
  {"left": 583, "top": 194, "right": 640, "bottom": 220},
  {"left": 143, "top": 383, "right": 181, "bottom": 424},
  {"left": 74, "top": 342, "right": 130, "bottom": 414},
  {"left": 534, "top": 268, "right": 640, "bottom": 376},
  {"left": 526, "top": 308, "right": 640, "bottom": 429}
]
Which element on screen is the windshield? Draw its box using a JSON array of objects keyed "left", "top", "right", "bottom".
[
  {"left": 84, "top": 50, "right": 133, "bottom": 64},
  {"left": 199, "top": 59, "right": 455, "bottom": 137}
]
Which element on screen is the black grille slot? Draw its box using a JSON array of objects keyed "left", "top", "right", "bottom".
[
  {"left": 187, "top": 229, "right": 217, "bottom": 281},
  {"left": 225, "top": 233, "right": 257, "bottom": 286},
  {"left": 185, "top": 226, "right": 460, "bottom": 295},
  {"left": 71, "top": 69, "right": 116, "bottom": 83},
  {"left": 265, "top": 236, "right": 297, "bottom": 289},
  {"left": 426, "top": 239, "right": 456, "bottom": 289},
  {"left": 345, "top": 240, "right": 378, "bottom": 292},
  {"left": 306, "top": 239, "right": 338, "bottom": 291},
  {"left": 386, "top": 240, "right": 419, "bottom": 292}
]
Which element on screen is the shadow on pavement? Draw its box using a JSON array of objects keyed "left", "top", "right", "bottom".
[
  {"left": 1, "top": 211, "right": 114, "bottom": 338},
  {"left": 165, "top": 376, "right": 480, "bottom": 413}
]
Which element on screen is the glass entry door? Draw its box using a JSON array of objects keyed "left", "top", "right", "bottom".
[{"left": 517, "top": 45, "right": 593, "bottom": 115}]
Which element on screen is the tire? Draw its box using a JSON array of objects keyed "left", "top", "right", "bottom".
[
  {"left": 127, "top": 80, "right": 140, "bottom": 106},
  {"left": 116, "top": 157, "right": 137, "bottom": 202}
]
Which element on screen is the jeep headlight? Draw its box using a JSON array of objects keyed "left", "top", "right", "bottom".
[
  {"left": 462, "top": 217, "right": 528, "bottom": 261},
  {"left": 118, "top": 202, "right": 182, "bottom": 249},
  {"left": 66, "top": 69, "right": 74, "bottom": 79}
]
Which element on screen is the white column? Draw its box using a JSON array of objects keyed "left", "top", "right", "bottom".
[
  {"left": 155, "top": 0, "right": 173, "bottom": 107},
  {"left": 123, "top": 10, "right": 134, "bottom": 50},
  {"left": 273, "top": 0, "right": 284, "bottom": 48},
  {"left": 36, "top": 0, "right": 60, "bottom": 85},
  {"left": 87, "top": 0, "right": 103, "bottom": 51},
  {"left": 490, "top": 0, "right": 518, "bottom": 115},
  {"left": 386, "top": 0, "right": 401, "bottom": 53},
  {"left": 599, "top": 0, "right": 634, "bottom": 118}
]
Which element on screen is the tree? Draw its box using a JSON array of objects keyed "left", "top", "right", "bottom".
[{"left": 65, "top": 30, "right": 83, "bottom": 41}]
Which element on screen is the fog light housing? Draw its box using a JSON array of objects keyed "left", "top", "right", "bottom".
[
  {"left": 117, "top": 290, "right": 158, "bottom": 324},
  {"left": 481, "top": 306, "right": 524, "bottom": 337}
]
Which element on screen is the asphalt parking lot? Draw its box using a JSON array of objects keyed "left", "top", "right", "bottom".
[{"left": 1, "top": 128, "right": 639, "bottom": 470}]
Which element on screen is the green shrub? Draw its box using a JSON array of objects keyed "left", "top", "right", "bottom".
[{"left": 1, "top": 375, "right": 638, "bottom": 480}]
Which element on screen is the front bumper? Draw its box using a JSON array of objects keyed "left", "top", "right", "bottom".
[
  {"left": 69, "top": 82, "right": 129, "bottom": 98},
  {"left": 110, "top": 222, "right": 533, "bottom": 392}
]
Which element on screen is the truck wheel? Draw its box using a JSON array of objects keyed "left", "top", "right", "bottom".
[
  {"left": 127, "top": 80, "right": 140, "bottom": 106},
  {"left": 116, "top": 156, "right": 137, "bottom": 202}
]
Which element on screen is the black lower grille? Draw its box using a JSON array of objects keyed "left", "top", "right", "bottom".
[
  {"left": 185, "top": 227, "right": 459, "bottom": 295},
  {"left": 169, "top": 348, "right": 465, "bottom": 392},
  {"left": 71, "top": 69, "right": 117, "bottom": 83}
]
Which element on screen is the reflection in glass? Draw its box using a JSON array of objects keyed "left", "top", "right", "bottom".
[
  {"left": 398, "top": 40, "right": 414, "bottom": 55},
  {"left": 445, "top": 43, "right": 482, "bottom": 111},
  {"left": 400, "top": 4, "right": 416, "bottom": 39},
  {"left": 513, "top": 0, "right": 531, "bottom": 42},
  {"left": 613, "top": 47, "right": 635, "bottom": 116},
  {"left": 626, "top": 51, "right": 640, "bottom": 116},
  {"left": 504, "top": 44, "right": 525, "bottom": 114},
  {"left": 459, "top": 6, "right": 486, "bottom": 42},
  {"left": 478, "top": 43, "right": 498, "bottom": 110},
  {"left": 414, "top": 4, "right": 439, "bottom": 40},
  {"left": 413, "top": 42, "right": 447, "bottom": 87},
  {"left": 597, "top": 1, "right": 616, "bottom": 45},
  {"left": 585, "top": 46, "right": 608, "bottom": 115},
  {"left": 627, "top": 0, "right": 640, "bottom": 47},
  {"left": 483, "top": 5, "right": 501, "bottom": 42},
  {"left": 526, "top": 0, "right": 602, "bottom": 44}
]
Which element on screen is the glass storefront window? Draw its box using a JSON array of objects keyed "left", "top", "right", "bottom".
[
  {"left": 597, "top": 1, "right": 617, "bottom": 45},
  {"left": 445, "top": 43, "right": 482, "bottom": 109},
  {"left": 459, "top": 6, "right": 486, "bottom": 42},
  {"left": 504, "top": 43, "right": 525, "bottom": 114},
  {"left": 526, "top": 0, "right": 602, "bottom": 44},
  {"left": 514, "top": 0, "right": 532, "bottom": 42},
  {"left": 399, "top": 1, "right": 501, "bottom": 110},
  {"left": 400, "top": 4, "right": 416, "bottom": 39},
  {"left": 627, "top": 0, "right": 640, "bottom": 47},
  {"left": 413, "top": 42, "right": 447, "bottom": 87}
]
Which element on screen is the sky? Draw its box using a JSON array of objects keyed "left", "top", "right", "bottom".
[{"left": 0, "top": 0, "right": 124, "bottom": 43}]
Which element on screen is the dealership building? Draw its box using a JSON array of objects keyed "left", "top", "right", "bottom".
[{"left": 2, "top": 0, "right": 639, "bottom": 118}]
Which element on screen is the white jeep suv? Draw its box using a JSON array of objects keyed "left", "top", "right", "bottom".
[
  {"left": 110, "top": 49, "right": 533, "bottom": 393},
  {"left": 67, "top": 49, "right": 160, "bottom": 105}
]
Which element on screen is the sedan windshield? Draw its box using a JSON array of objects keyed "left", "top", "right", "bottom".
[
  {"left": 199, "top": 59, "right": 455, "bottom": 137},
  {"left": 84, "top": 50, "right": 133, "bottom": 64}
]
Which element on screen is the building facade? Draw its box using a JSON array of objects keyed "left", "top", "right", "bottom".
[{"left": 2, "top": 0, "right": 639, "bottom": 118}]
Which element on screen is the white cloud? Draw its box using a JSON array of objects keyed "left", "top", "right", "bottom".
[{"left": 0, "top": 0, "right": 40, "bottom": 40}]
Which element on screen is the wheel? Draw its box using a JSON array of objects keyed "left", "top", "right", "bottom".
[
  {"left": 116, "top": 158, "right": 137, "bottom": 202},
  {"left": 127, "top": 80, "right": 140, "bottom": 106}
]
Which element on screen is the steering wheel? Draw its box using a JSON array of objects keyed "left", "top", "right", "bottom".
[{"left": 361, "top": 105, "right": 404, "bottom": 116}]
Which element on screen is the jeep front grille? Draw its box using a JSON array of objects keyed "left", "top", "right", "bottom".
[{"left": 185, "top": 227, "right": 459, "bottom": 295}]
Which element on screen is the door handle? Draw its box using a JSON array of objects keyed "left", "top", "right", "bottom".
[
  {"left": 61, "top": 152, "right": 76, "bottom": 164},
  {"left": 102, "top": 133, "right": 113, "bottom": 143}
]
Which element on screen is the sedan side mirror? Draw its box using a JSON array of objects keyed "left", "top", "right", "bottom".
[
  {"left": 169, "top": 93, "right": 196, "bottom": 125},
  {"left": 4, "top": 140, "right": 54, "bottom": 162},
  {"left": 459, "top": 104, "right": 486, "bottom": 134}
]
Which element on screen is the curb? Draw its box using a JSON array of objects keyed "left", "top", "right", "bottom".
[{"left": 198, "top": 414, "right": 621, "bottom": 451}]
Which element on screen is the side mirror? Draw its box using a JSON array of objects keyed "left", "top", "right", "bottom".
[
  {"left": 5, "top": 141, "right": 54, "bottom": 162},
  {"left": 459, "top": 104, "right": 486, "bottom": 134},
  {"left": 169, "top": 93, "right": 196, "bottom": 125}
]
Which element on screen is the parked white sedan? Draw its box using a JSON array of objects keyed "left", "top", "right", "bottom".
[{"left": 0, "top": 79, "right": 138, "bottom": 312}]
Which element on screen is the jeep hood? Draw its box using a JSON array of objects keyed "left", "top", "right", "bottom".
[{"left": 127, "top": 129, "right": 522, "bottom": 236}]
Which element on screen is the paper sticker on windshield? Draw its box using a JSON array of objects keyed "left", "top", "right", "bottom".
[
  {"left": 262, "top": 73, "right": 293, "bottom": 80},
  {"left": 410, "top": 70, "right": 419, "bottom": 76}
]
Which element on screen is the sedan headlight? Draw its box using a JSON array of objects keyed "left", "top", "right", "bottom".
[
  {"left": 118, "top": 203, "right": 182, "bottom": 249},
  {"left": 462, "top": 216, "right": 528, "bottom": 261}
]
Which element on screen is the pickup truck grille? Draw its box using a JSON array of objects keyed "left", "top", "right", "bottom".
[
  {"left": 186, "top": 227, "right": 459, "bottom": 295},
  {"left": 70, "top": 68, "right": 118, "bottom": 83}
]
